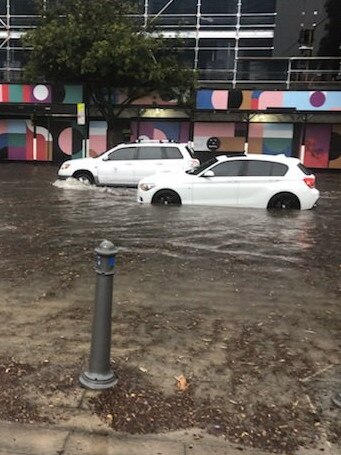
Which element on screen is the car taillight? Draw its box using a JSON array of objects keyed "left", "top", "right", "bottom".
[{"left": 303, "top": 176, "right": 315, "bottom": 188}]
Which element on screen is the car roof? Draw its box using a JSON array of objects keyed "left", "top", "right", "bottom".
[
  {"left": 120, "top": 141, "right": 188, "bottom": 146},
  {"left": 216, "top": 153, "right": 300, "bottom": 164}
]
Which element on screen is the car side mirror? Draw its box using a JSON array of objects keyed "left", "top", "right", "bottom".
[
  {"left": 102, "top": 156, "right": 109, "bottom": 161},
  {"left": 202, "top": 170, "right": 214, "bottom": 177}
]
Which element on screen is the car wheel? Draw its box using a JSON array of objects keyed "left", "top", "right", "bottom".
[
  {"left": 152, "top": 190, "right": 181, "bottom": 205},
  {"left": 268, "top": 192, "right": 300, "bottom": 210},
  {"left": 73, "top": 171, "right": 95, "bottom": 185}
]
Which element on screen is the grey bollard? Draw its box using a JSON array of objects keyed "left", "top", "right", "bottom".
[{"left": 79, "top": 240, "right": 118, "bottom": 389}]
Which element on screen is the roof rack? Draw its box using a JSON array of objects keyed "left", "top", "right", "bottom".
[{"left": 135, "top": 139, "right": 175, "bottom": 143}]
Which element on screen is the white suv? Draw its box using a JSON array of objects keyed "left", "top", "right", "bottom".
[
  {"left": 57, "top": 141, "right": 199, "bottom": 187},
  {"left": 137, "top": 154, "right": 320, "bottom": 210}
]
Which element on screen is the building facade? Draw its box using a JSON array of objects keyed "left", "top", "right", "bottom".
[{"left": 0, "top": 0, "right": 340, "bottom": 168}]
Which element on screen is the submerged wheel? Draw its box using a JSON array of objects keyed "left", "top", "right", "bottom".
[
  {"left": 268, "top": 192, "right": 300, "bottom": 210},
  {"left": 152, "top": 189, "right": 181, "bottom": 205},
  {"left": 73, "top": 171, "right": 94, "bottom": 185}
]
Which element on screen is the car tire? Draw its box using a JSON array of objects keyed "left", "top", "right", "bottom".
[
  {"left": 267, "top": 192, "right": 300, "bottom": 210},
  {"left": 73, "top": 171, "right": 95, "bottom": 185},
  {"left": 152, "top": 190, "right": 181, "bottom": 205}
]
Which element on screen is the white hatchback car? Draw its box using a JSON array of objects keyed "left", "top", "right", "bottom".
[
  {"left": 137, "top": 154, "right": 320, "bottom": 210},
  {"left": 57, "top": 141, "right": 199, "bottom": 186}
]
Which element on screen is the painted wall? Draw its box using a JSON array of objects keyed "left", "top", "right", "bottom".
[
  {"left": 197, "top": 89, "right": 341, "bottom": 111},
  {"left": 131, "top": 120, "right": 190, "bottom": 143},
  {"left": 0, "top": 118, "right": 105, "bottom": 162}
]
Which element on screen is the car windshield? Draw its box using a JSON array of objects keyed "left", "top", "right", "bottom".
[{"left": 186, "top": 158, "right": 217, "bottom": 175}]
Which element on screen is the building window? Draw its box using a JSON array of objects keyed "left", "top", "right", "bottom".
[
  {"left": 201, "top": 0, "right": 238, "bottom": 14},
  {"left": 149, "top": 0, "right": 197, "bottom": 15},
  {"left": 241, "top": 0, "right": 276, "bottom": 14}
]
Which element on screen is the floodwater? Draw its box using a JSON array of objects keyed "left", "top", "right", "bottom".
[
  {"left": 0, "top": 163, "right": 340, "bottom": 451},
  {"left": 0, "top": 163, "right": 340, "bottom": 293}
]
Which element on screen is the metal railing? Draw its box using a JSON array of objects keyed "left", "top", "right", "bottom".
[{"left": 198, "top": 57, "right": 341, "bottom": 89}]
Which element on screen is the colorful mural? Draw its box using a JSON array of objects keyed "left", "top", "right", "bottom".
[
  {"left": 329, "top": 124, "right": 341, "bottom": 169},
  {"left": 193, "top": 122, "right": 246, "bottom": 152},
  {"left": 0, "top": 84, "right": 83, "bottom": 104},
  {"left": 131, "top": 121, "right": 190, "bottom": 143},
  {"left": 249, "top": 123, "right": 294, "bottom": 156},
  {"left": 89, "top": 121, "right": 108, "bottom": 157},
  {"left": 304, "top": 125, "right": 331, "bottom": 168},
  {"left": 196, "top": 89, "right": 341, "bottom": 112}
]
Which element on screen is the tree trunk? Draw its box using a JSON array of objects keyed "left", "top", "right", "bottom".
[{"left": 107, "top": 119, "right": 131, "bottom": 148}]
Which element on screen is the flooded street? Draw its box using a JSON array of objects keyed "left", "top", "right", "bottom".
[{"left": 0, "top": 163, "right": 340, "bottom": 454}]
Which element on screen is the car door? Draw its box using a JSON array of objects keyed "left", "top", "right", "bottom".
[
  {"left": 191, "top": 160, "right": 244, "bottom": 206},
  {"left": 132, "top": 146, "right": 165, "bottom": 183},
  {"left": 237, "top": 160, "right": 288, "bottom": 208},
  {"left": 97, "top": 146, "right": 137, "bottom": 185}
]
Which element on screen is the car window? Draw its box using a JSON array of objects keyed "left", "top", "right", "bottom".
[
  {"left": 244, "top": 160, "right": 288, "bottom": 176},
  {"left": 297, "top": 163, "right": 311, "bottom": 175},
  {"left": 272, "top": 162, "right": 288, "bottom": 176},
  {"left": 210, "top": 160, "right": 244, "bottom": 176},
  {"left": 244, "top": 160, "right": 272, "bottom": 176},
  {"left": 187, "top": 158, "right": 217, "bottom": 175},
  {"left": 164, "top": 147, "right": 183, "bottom": 159},
  {"left": 138, "top": 146, "right": 163, "bottom": 160},
  {"left": 108, "top": 147, "right": 137, "bottom": 161}
]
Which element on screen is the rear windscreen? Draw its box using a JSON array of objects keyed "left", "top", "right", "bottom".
[{"left": 297, "top": 163, "right": 311, "bottom": 175}]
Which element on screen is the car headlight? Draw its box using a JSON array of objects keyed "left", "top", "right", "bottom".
[
  {"left": 139, "top": 182, "right": 156, "bottom": 191},
  {"left": 60, "top": 162, "right": 71, "bottom": 170}
]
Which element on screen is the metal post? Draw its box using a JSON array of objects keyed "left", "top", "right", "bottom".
[{"left": 79, "top": 240, "right": 118, "bottom": 389}]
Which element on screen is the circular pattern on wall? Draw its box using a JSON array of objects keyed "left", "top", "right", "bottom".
[
  {"left": 310, "top": 91, "right": 326, "bottom": 108},
  {"left": 207, "top": 137, "right": 221, "bottom": 151},
  {"left": 58, "top": 128, "right": 73, "bottom": 155},
  {"left": 33, "top": 85, "right": 50, "bottom": 102}
]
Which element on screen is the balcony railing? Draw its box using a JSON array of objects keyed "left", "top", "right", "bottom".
[{"left": 199, "top": 57, "right": 341, "bottom": 89}]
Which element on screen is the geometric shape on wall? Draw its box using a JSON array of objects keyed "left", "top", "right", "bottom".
[
  {"left": 264, "top": 123, "right": 293, "bottom": 139},
  {"left": 153, "top": 122, "right": 180, "bottom": 141},
  {"left": 51, "top": 85, "right": 66, "bottom": 103},
  {"left": 304, "top": 124, "right": 331, "bottom": 168},
  {"left": 263, "top": 138, "right": 292, "bottom": 156},
  {"left": 89, "top": 121, "right": 107, "bottom": 157},
  {"left": 32, "top": 84, "right": 51, "bottom": 102},
  {"left": 196, "top": 90, "right": 228, "bottom": 110},
  {"left": 248, "top": 138, "right": 263, "bottom": 154},
  {"left": 258, "top": 91, "right": 284, "bottom": 110},
  {"left": 220, "top": 137, "right": 245, "bottom": 152},
  {"left": 329, "top": 125, "right": 341, "bottom": 169},
  {"left": 249, "top": 123, "right": 264, "bottom": 138},
  {"left": 211, "top": 90, "right": 228, "bottom": 110},
  {"left": 309, "top": 91, "right": 326, "bottom": 108},
  {"left": 63, "top": 85, "right": 83, "bottom": 103},
  {"left": 58, "top": 127, "right": 73, "bottom": 155},
  {"left": 196, "top": 90, "right": 214, "bottom": 109},
  {"left": 153, "top": 128, "right": 168, "bottom": 141},
  {"left": 228, "top": 90, "right": 243, "bottom": 109}
]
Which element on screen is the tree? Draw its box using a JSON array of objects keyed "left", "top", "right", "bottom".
[{"left": 24, "top": 0, "right": 196, "bottom": 146}]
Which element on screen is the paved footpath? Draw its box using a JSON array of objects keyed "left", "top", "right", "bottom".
[{"left": 0, "top": 422, "right": 340, "bottom": 455}]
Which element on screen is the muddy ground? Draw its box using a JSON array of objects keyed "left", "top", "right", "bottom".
[{"left": 0, "top": 164, "right": 340, "bottom": 454}]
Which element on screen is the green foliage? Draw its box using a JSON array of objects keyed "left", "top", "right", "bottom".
[{"left": 24, "top": 0, "right": 196, "bottom": 126}]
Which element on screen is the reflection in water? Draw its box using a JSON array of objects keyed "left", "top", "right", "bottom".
[{"left": 0, "top": 165, "right": 340, "bottom": 285}]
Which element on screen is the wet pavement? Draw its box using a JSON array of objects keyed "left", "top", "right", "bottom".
[{"left": 0, "top": 163, "right": 340, "bottom": 454}]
